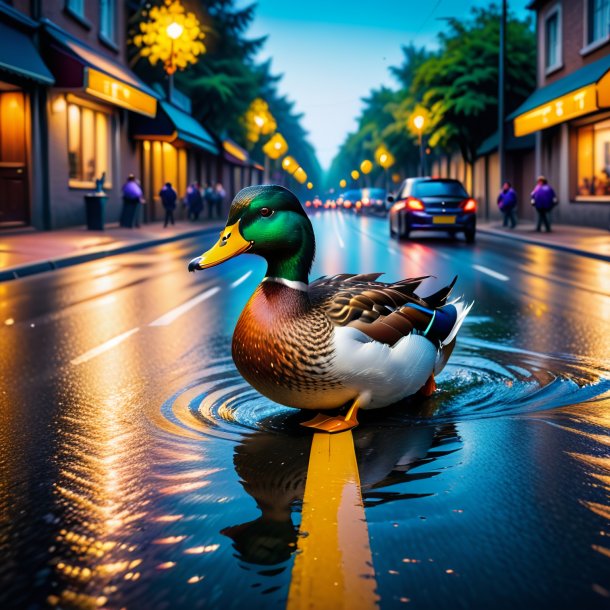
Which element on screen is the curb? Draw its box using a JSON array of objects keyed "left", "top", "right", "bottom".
[
  {"left": 477, "top": 227, "right": 610, "bottom": 263},
  {"left": 0, "top": 225, "right": 222, "bottom": 283}
]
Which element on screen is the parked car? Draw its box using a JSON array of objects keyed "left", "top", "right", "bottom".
[{"left": 388, "top": 177, "right": 477, "bottom": 243}]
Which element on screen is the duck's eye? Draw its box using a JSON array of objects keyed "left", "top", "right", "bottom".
[{"left": 260, "top": 207, "right": 273, "bottom": 217}]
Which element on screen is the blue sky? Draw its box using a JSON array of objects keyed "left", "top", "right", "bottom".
[{"left": 245, "top": 0, "right": 531, "bottom": 170}]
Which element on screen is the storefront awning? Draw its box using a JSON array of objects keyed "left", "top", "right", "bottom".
[
  {"left": 0, "top": 21, "right": 54, "bottom": 85},
  {"left": 131, "top": 100, "right": 219, "bottom": 155},
  {"left": 42, "top": 20, "right": 157, "bottom": 117},
  {"left": 511, "top": 54, "right": 610, "bottom": 137},
  {"left": 223, "top": 139, "right": 260, "bottom": 168},
  {"left": 477, "top": 128, "right": 535, "bottom": 156}
]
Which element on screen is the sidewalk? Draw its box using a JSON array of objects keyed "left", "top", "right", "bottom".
[
  {"left": 0, "top": 220, "right": 223, "bottom": 282},
  {"left": 477, "top": 222, "right": 610, "bottom": 262}
]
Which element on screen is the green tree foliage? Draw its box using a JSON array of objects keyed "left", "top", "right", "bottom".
[
  {"left": 415, "top": 6, "right": 535, "bottom": 165},
  {"left": 328, "top": 6, "right": 535, "bottom": 189},
  {"left": 129, "top": 0, "right": 321, "bottom": 185}
]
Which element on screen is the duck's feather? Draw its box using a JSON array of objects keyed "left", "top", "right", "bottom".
[{"left": 309, "top": 273, "right": 457, "bottom": 347}]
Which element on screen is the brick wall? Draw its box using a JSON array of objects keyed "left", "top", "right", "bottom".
[{"left": 537, "top": 0, "right": 610, "bottom": 87}]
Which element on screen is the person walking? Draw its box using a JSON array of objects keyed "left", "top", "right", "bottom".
[
  {"left": 160, "top": 182, "right": 177, "bottom": 228},
  {"left": 186, "top": 182, "right": 204, "bottom": 221},
  {"left": 203, "top": 183, "right": 214, "bottom": 218},
  {"left": 211, "top": 181, "right": 226, "bottom": 219},
  {"left": 120, "top": 174, "right": 144, "bottom": 228},
  {"left": 497, "top": 181, "right": 517, "bottom": 229},
  {"left": 530, "top": 175, "right": 557, "bottom": 233}
]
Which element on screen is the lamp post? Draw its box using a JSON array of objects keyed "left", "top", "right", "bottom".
[
  {"left": 165, "top": 21, "right": 184, "bottom": 103},
  {"left": 413, "top": 114, "right": 425, "bottom": 177}
]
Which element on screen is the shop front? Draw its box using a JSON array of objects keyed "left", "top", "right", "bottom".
[
  {"left": 131, "top": 98, "right": 219, "bottom": 221},
  {"left": 0, "top": 5, "right": 54, "bottom": 229},
  {"left": 512, "top": 53, "right": 610, "bottom": 227},
  {"left": 41, "top": 20, "right": 157, "bottom": 228}
]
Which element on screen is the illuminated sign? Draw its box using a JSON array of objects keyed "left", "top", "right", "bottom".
[
  {"left": 514, "top": 84, "right": 598, "bottom": 136},
  {"left": 223, "top": 140, "right": 248, "bottom": 162},
  {"left": 85, "top": 68, "right": 157, "bottom": 118}
]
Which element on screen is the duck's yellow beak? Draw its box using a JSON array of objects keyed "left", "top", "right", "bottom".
[{"left": 188, "top": 221, "right": 253, "bottom": 272}]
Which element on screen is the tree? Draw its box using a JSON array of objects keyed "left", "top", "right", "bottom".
[{"left": 413, "top": 6, "right": 535, "bottom": 168}]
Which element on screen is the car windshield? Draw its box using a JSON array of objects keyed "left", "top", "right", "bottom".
[
  {"left": 342, "top": 190, "right": 360, "bottom": 200},
  {"left": 410, "top": 180, "right": 468, "bottom": 198},
  {"left": 361, "top": 188, "right": 385, "bottom": 199}
]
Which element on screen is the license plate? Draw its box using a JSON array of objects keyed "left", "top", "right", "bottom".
[{"left": 433, "top": 215, "right": 456, "bottom": 224}]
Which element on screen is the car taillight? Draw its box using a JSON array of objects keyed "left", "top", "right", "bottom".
[
  {"left": 362, "top": 198, "right": 370, "bottom": 205},
  {"left": 462, "top": 198, "right": 477, "bottom": 212},
  {"left": 355, "top": 201, "right": 362, "bottom": 209},
  {"left": 344, "top": 200, "right": 352, "bottom": 208},
  {"left": 406, "top": 197, "right": 425, "bottom": 211},
  {"left": 305, "top": 201, "right": 311, "bottom": 207}
]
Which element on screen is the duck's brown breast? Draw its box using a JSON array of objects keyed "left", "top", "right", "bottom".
[{"left": 232, "top": 282, "right": 351, "bottom": 409}]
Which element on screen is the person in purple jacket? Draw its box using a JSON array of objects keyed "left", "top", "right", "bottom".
[
  {"left": 497, "top": 181, "right": 517, "bottom": 229},
  {"left": 120, "top": 174, "right": 144, "bottom": 228},
  {"left": 530, "top": 175, "right": 557, "bottom": 233}
]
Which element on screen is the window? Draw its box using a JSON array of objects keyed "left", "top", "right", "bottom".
[
  {"left": 67, "top": 102, "right": 112, "bottom": 187},
  {"left": 544, "top": 5, "right": 562, "bottom": 73},
  {"left": 66, "top": 0, "right": 84, "bottom": 17},
  {"left": 100, "top": 0, "right": 116, "bottom": 43},
  {"left": 588, "top": 0, "right": 610, "bottom": 45},
  {"left": 576, "top": 119, "right": 610, "bottom": 199}
]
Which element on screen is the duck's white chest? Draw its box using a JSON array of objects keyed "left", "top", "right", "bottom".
[{"left": 330, "top": 327, "right": 438, "bottom": 409}]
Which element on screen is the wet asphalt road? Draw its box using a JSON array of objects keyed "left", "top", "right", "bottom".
[{"left": 1, "top": 210, "right": 609, "bottom": 610}]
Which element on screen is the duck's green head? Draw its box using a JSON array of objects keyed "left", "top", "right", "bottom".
[{"left": 188, "top": 185, "right": 315, "bottom": 283}]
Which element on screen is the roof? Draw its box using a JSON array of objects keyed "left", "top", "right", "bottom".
[
  {"left": 130, "top": 100, "right": 219, "bottom": 155},
  {"left": 0, "top": 17, "right": 54, "bottom": 85},
  {"left": 160, "top": 101, "right": 218, "bottom": 154},
  {"left": 509, "top": 53, "right": 610, "bottom": 120},
  {"left": 477, "top": 129, "right": 536, "bottom": 156}
]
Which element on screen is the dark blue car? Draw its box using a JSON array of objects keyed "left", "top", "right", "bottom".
[{"left": 388, "top": 177, "right": 477, "bottom": 243}]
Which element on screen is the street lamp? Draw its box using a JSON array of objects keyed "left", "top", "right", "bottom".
[
  {"left": 413, "top": 114, "right": 425, "bottom": 177},
  {"left": 165, "top": 21, "right": 184, "bottom": 101}
]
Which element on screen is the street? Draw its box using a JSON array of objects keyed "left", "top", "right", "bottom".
[{"left": 1, "top": 211, "right": 609, "bottom": 609}]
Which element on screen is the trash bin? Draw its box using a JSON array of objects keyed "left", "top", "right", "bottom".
[{"left": 84, "top": 193, "right": 107, "bottom": 230}]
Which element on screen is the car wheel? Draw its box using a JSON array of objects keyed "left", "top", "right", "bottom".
[{"left": 465, "top": 226, "right": 476, "bottom": 243}]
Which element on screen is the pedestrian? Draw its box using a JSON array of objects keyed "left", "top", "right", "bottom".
[
  {"left": 160, "top": 182, "right": 177, "bottom": 228},
  {"left": 497, "top": 181, "right": 517, "bottom": 229},
  {"left": 530, "top": 175, "right": 557, "bottom": 233},
  {"left": 120, "top": 174, "right": 143, "bottom": 228},
  {"left": 211, "top": 181, "right": 226, "bottom": 219},
  {"left": 203, "top": 182, "right": 214, "bottom": 217},
  {"left": 186, "top": 182, "right": 204, "bottom": 221}
]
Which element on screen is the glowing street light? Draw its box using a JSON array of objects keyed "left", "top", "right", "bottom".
[
  {"left": 360, "top": 159, "right": 373, "bottom": 175},
  {"left": 307, "top": 182, "right": 313, "bottom": 190},
  {"left": 413, "top": 114, "right": 426, "bottom": 177},
  {"left": 351, "top": 170, "right": 360, "bottom": 181},
  {"left": 166, "top": 21, "right": 184, "bottom": 41},
  {"left": 339, "top": 179, "right": 347, "bottom": 188}
]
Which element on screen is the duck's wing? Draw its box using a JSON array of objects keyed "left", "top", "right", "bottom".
[{"left": 309, "top": 273, "right": 458, "bottom": 347}]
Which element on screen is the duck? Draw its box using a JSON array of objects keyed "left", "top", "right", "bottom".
[{"left": 188, "top": 184, "right": 472, "bottom": 433}]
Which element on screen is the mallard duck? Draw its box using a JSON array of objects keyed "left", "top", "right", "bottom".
[{"left": 188, "top": 185, "right": 471, "bottom": 433}]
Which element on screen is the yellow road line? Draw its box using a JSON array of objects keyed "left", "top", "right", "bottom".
[{"left": 287, "top": 431, "right": 379, "bottom": 610}]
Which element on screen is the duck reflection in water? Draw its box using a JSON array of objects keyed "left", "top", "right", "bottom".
[{"left": 221, "top": 407, "right": 460, "bottom": 567}]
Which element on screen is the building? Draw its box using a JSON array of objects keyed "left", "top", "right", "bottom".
[
  {"left": 0, "top": 1, "right": 263, "bottom": 231},
  {"left": 510, "top": 0, "right": 610, "bottom": 227}
]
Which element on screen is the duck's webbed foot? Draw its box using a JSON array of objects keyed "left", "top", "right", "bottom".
[
  {"left": 300, "top": 398, "right": 361, "bottom": 434},
  {"left": 418, "top": 373, "right": 436, "bottom": 397}
]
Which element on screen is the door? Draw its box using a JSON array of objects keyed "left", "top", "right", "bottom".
[
  {"left": 0, "top": 166, "right": 28, "bottom": 224},
  {"left": 0, "top": 91, "right": 29, "bottom": 226}
]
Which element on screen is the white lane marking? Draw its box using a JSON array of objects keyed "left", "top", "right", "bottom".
[
  {"left": 332, "top": 214, "right": 345, "bottom": 249},
  {"left": 71, "top": 328, "right": 140, "bottom": 366},
  {"left": 230, "top": 270, "right": 252, "bottom": 289},
  {"left": 149, "top": 286, "right": 221, "bottom": 327},
  {"left": 472, "top": 264, "right": 509, "bottom": 282}
]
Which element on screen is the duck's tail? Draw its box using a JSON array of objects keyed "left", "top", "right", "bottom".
[{"left": 431, "top": 298, "right": 474, "bottom": 375}]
